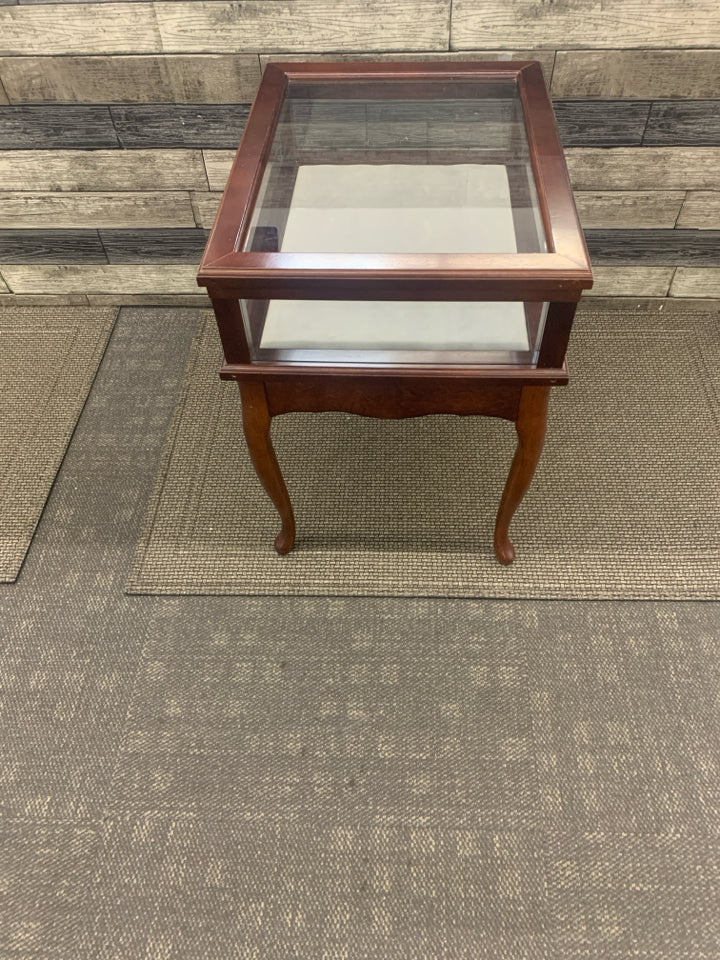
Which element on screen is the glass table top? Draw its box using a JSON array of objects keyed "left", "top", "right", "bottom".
[{"left": 244, "top": 81, "right": 547, "bottom": 258}]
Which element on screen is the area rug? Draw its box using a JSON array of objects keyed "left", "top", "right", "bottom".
[
  {"left": 127, "top": 311, "right": 720, "bottom": 599},
  {"left": 0, "top": 306, "right": 117, "bottom": 582}
]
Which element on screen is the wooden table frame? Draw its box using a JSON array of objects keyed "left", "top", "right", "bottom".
[{"left": 198, "top": 61, "right": 592, "bottom": 565}]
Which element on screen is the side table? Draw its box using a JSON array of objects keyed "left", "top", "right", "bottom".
[{"left": 197, "top": 61, "right": 592, "bottom": 565}]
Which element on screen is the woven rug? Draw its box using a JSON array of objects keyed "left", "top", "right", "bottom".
[
  {"left": 127, "top": 311, "right": 720, "bottom": 599},
  {"left": 0, "top": 306, "right": 117, "bottom": 582}
]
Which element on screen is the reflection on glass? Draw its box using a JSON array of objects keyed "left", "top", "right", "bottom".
[{"left": 243, "top": 80, "right": 546, "bottom": 257}]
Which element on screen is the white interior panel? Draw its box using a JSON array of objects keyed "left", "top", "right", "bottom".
[{"left": 261, "top": 163, "right": 528, "bottom": 353}]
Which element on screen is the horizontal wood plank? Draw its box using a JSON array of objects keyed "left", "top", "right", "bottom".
[
  {"left": 100, "top": 227, "right": 208, "bottom": 262},
  {"left": 677, "top": 192, "right": 720, "bottom": 229},
  {"left": 190, "top": 191, "right": 222, "bottom": 228},
  {"left": 579, "top": 297, "right": 720, "bottom": 314},
  {"left": 0, "top": 263, "right": 200, "bottom": 293},
  {"left": 261, "top": 50, "right": 557, "bottom": 82},
  {"left": 644, "top": 101, "right": 720, "bottom": 146},
  {"left": 156, "top": 1, "right": 449, "bottom": 54},
  {"left": 110, "top": 104, "right": 250, "bottom": 149},
  {"left": 574, "top": 191, "right": 685, "bottom": 229},
  {"left": 0, "top": 149, "right": 208, "bottom": 190},
  {"left": 585, "top": 266, "right": 674, "bottom": 298},
  {"left": 566, "top": 148, "right": 720, "bottom": 191},
  {"left": 0, "top": 104, "right": 118, "bottom": 149},
  {"left": 0, "top": 78, "right": 7, "bottom": 105},
  {"left": 552, "top": 50, "right": 720, "bottom": 100},
  {"left": 670, "top": 268, "right": 720, "bottom": 298},
  {"left": 0, "top": 191, "right": 197, "bottom": 228},
  {"left": 86, "top": 292, "right": 211, "bottom": 305},
  {"left": 0, "top": 54, "right": 261, "bottom": 104},
  {"left": 554, "top": 100, "right": 650, "bottom": 147},
  {"left": 585, "top": 229, "right": 720, "bottom": 266},
  {"left": 451, "top": 0, "right": 720, "bottom": 50},
  {"left": 0, "top": 3, "right": 161, "bottom": 55},
  {"left": 202, "top": 150, "right": 235, "bottom": 191},
  {"left": 0, "top": 229, "right": 106, "bottom": 262}
]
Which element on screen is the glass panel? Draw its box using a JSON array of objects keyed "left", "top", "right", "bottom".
[
  {"left": 243, "top": 79, "right": 546, "bottom": 257},
  {"left": 242, "top": 300, "right": 548, "bottom": 367}
]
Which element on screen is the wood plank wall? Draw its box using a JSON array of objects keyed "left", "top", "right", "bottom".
[{"left": 0, "top": 2, "right": 718, "bottom": 305}]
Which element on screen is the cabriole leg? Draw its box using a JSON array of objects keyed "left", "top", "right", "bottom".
[
  {"left": 494, "top": 385, "right": 551, "bottom": 565},
  {"left": 239, "top": 380, "right": 296, "bottom": 555}
]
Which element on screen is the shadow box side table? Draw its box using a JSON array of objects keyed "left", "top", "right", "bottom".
[{"left": 197, "top": 61, "right": 593, "bottom": 565}]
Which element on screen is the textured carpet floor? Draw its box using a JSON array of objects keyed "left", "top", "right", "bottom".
[
  {"left": 0, "top": 306, "right": 117, "bottom": 582},
  {"left": 129, "top": 310, "right": 720, "bottom": 598},
  {"left": 1, "top": 307, "right": 719, "bottom": 959}
]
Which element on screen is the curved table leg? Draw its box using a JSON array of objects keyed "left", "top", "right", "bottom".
[
  {"left": 494, "top": 385, "right": 551, "bottom": 566},
  {"left": 239, "top": 381, "right": 296, "bottom": 555}
]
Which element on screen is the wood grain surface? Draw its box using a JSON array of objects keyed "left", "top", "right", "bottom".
[
  {"left": 0, "top": 229, "right": 107, "bottom": 262},
  {"left": 99, "top": 227, "right": 208, "bottom": 262},
  {"left": 677, "top": 192, "right": 720, "bottom": 229},
  {"left": 0, "top": 191, "right": 197, "bottom": 228},
  {"left": 574, "top": 192, "right": 685, "bottom": 229},
  {"left": 553, "top": 101, "right": 650, "bottom": 147},
  {"left": 0, "top": 104, "right": 118, "bottom": 148},
  {"left": 566, "top": 148, "right": 720, "bottom": 191},
  {"left": 0, "top": 4, "right": 161, "bottom": 55},
  {"left": 0, "top": 54, "right": 262, "bottom": 103},
  {"left": 155, "top": 1, "right": 449, "bottom": 54},
  {"left": 670, "top": 268, "right": 720, "bottom": 298},
  {"left": 190, "top": 191, "right": 222, "bottom": 228},
  {"left": 202, "top": 150, "right": 235, "bottom": 191},
  {"left": 587, "top": 266, "right": 675, "bottom": 297},
  {"left": 644, "top": 101, "right": 720, "bottom": 146},
  {"left": 0, "top": 149, "right": 208, "bottom": 190},
  {"left": 585, "top": 229, "right": 720, "bottom": 266},
  {"left": 110, "top": 104, "right": 250, "bottom": 148},
  {"left": 452, "top": 0, "right": 720, "bottom": 50},
  {"left": 0, "top": 263, "right": 199, "bottom": 293},
  {"left": 552, "top": 50, "right": 720, "bottom": 100}
]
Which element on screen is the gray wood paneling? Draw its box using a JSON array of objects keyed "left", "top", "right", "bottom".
[
  {"left": 99, "top": 227, "right": 208, "bottom": 262},
  {"left": 586, "top": 266, "right": 675, "bottom": 297},
  {"left": 156, "top": 1, "right": 449, "bottom": 54},
  {"left": 110, "top": 104, "right": 250, "bottom": 148},
  {"left": 190, "top": 191, "right": 221, "bottom": 228},
  {"left": 574, "top": 192, "right": 685, "bottom": 230},
  {"left": 0, "top": 77, "right": 7, "bottom": 105},
  {"left": 554, "top": 101, "right": 650, "bottom": 147},
  {"left": 202, "top": 151, "right": 234, "bottom": 192},
  {"left": 0, "top": 105, "right": 118, "bottom": 149},
  {"left": 670, "top": 268, "right": 720, "bottom": 297},
  {"left": 0, "top": 4, "right": 162, "bottom": 55},
  {"left": 0, "top": 263, "right": 199, "bottom": 293},
  {"left": 585, "top": 229, "right": 720, "bottom": 266},
  {"left": 0, "top": 271, "right": 8, "bottom": 292},
  {"left": 0, "top": 54, "right": 262, "bottom": 104},
  {"left": 0, "top": 149, "right": 208, "bottom": 190},
  {"left": 0, "top": 191, "right": 197, "bottom": 228},
  {"left": 86, "top": 293, "right": 211, "bottom": 306},
  {"left": 552, "top": 50, "right": 720, "bottom": 100},
  {"left": 644, "top": 102, "right": 720, "bottom": 146},
  {"left": 566, "top": 148, "right": 720, "bottom": 191},
  {"left": 677, "top": 192, "right": 720, "bottom": 229},
  {"left": 0, "top": 229, "right": 106, "bottom": 262},
  {"left": 451, "top": 0, "right": 720, "bottom": 49}
]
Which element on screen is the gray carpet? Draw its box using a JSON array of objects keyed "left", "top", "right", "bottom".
[
  {"left": 129, "top": 310, "right": 720, "bottom": 598},
  {"left": 1, "top": 307, "right": 719, "bottom": 959},
  {"left": 0, "top": 306, "right": 116, "bottom": 582}
]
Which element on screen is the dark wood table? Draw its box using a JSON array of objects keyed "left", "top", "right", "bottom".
[{"left": 198, "top": 61, "right": 592, "bottom": 565}]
